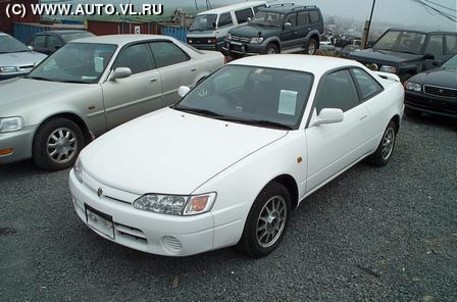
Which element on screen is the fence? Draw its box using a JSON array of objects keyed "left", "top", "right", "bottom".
[{"left": 160, "top": 26, "right": 187, "bottom": 42}]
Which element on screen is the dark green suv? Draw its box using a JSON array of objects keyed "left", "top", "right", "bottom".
[{"left": 223, "top": 4, "right": 323, "bottom": 57}]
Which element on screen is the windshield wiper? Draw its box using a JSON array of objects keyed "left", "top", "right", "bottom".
[
  {"left": 221, "top": 117, "right": 292, "bottom": 130},
  {"left": 24, "top": 76, "right": 53, "bottom": 81},
  {"left": 172, "top": 106, "right": 226, "bottom": 118},
  {"left": 59, "top": 79, "right": 87, "bottom": 84}
]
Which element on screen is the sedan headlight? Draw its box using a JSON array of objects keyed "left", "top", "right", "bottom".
[
  {"left": 0, "top": 66, "right": 19, "bottom": 73},
  {"left": 380, "top": 65, "right": 397, "bottom": 73},
  {"left": 74, "top": 157, "right": 84, "bottom": 183},
  {"left": 0, "top": 116, "right": 24, "bottom": 133},
  {"left": 250, "top": 37, "right": 264, "bottom": 44},
  {"left": 404, "top": 81, "right": 422, "bottom": 92},
  {"left": 133, "top": 192, "right": 216, "bottom": 216}
]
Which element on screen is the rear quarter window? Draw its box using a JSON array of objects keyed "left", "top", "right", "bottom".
[
  {"left": 218, "top": 12, "right": 233, "bottom": 27},
  {"left": 235, "top": 8, "right": 254, "bottom": 23}
]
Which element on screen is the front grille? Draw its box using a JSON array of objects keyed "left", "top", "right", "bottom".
[
  {"left": 424, "top": 85, "right": 457, "bottom": 99},
  {"left": 188, "top": 37, "right": 208, "bottom": 44},
  {"left": 231, "top": 35, "right": 250, "bottom": 43}
]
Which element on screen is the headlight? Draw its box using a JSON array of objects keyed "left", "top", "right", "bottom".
[
  {"left": 133, "top": 192, "right": 216, "bottom": 216},
  {"left": 380, "top": 65, "right": 397, "bottom": 73},
  {"left": 227, "top": 34, "right": 232, "bottom": 40},
  {"left": 404, "top": 81, "right": 422, "bottom": 92},
  {"left": 0, "top": 116, "right": 24, "bottom": 133},
  {"left": 74, "top": 157, "right": 84, "bottom": 183},
  {"left": 0, "top": 66, "right": 19, "bottom": 73},
  {"left": 250, "top": 37, "right": 264, "bottom": 44}
]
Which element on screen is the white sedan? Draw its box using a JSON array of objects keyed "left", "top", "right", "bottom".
[{"left": 69, "top": 55, "right": 404, "bottom": 258}]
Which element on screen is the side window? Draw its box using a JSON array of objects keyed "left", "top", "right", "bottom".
[
  {"left": 285, "top": 13, "right": 297, "bottom": 27},
  {"left": 445, "top": 34, "right": 457, "bottom": 55},
  {"left": 218, "top": 12, "right": 233, "bottom": 28},
  {"left": 309, "top": 10, "right": 320, "bottom": 23},
  {"left": 351, "top": 68, "right": 383, "bottom": 100},
  {"left": 48, "top": 36, "right": 63, "bottom": 50},
  {"left": 149, "top": 41, "right": 189, "bottom": 68},
  {"left": 113, "top": 43, "right": 154, "bottom": 74},
  {"left": 32, "top": 35, "right": 46, "bottom": 48},
  {"left": 235, "top": 8, "right": 254, "bottom": 23},
  {"left": 314, "top": 70, "right": 359, "bottom": 113},
  {"left": 298, "top": 12, "right": 310, "bottom": 26},
  {"left": 425, "top": 35, "right": 444, "bottom": 57},
  {"left": 253, "top": 5, "right": 265, "bottom": 14}
]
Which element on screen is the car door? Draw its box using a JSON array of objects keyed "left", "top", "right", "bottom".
[
  {"left": 149, "top": 41, "right": 197, "bottom": 107},
  {"left": 101, "top": 42, "right": 162, "bottom": 130},
  {"left": 279, "top": 13, "right": 298, "bottom": 50},
  {"left": 305, "top": 69, "right": 370, "bottom": 193}
]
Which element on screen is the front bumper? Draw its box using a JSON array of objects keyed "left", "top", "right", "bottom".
[
  {"left": 222, "top": 41, "right": 265, "bottom": 56},
  {"left": 405, "top": 91, "right": 457, "bottom": 117},
  {"left": 0, "top": 126, "right": 36, "bottom": 164},
  {"left": 69, "top": 170, "right": 218, "bottom": 256}
]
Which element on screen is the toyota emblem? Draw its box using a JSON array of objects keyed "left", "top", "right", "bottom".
[{"left": 97, "top": 188, "right": 103, "bottom": 197}]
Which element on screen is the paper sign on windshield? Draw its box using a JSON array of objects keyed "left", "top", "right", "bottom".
[{"left": 278, "top": 90, "right": 298, "bottom": 115}]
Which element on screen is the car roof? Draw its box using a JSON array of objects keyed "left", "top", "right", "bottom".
[
  {"left": 260, "top": 4, "right": 319, "bottom": 13},
  {"left": 69, "top": 34, "right": 176, "bottom": 45},
  {"left": 228, "top": 54, "right": 362, "bottom": 76},
  {"left": 384, "top": 28, "right": 457, "bottom": 35},
  {"left": 35, "top": 30, "right": 91, "bottom": 35},
  {"left": 197, "top": 1, "right": 265, "bottom": 15}
]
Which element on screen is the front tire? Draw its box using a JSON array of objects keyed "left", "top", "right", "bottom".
[
  {"left": 305, "top": 38, "right": 318, "bottom": 55},
  {"left": 265, "top": 44, "right": 279, "bottom": 55},
  {"left": 367, "top": 121, "right": 397, "bottom": 166},
  {"left": 238, "top": 182, "right": 291, "bottom": 258},
  {"left": 32, "top": 118, "right": 84, "bottom": 171}
]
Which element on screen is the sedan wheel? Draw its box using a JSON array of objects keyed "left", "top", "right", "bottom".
[
  {"left": 367, "top": 121, "right": 397, "bottom": 166},
  {"left": 33, "top": 118, "right": 84, "bottom": 171},
  {"left": 238, "top": 182, "right": 291, "bottom": 258}
]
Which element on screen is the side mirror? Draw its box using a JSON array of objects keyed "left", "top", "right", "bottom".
[
  {"left": 432, "top": 60, "right": 442, "bottom": 67},
  {"left": 54, "top": 45, "right": 62, "bottom": 51},
  {"left": 309, "top": 108, "right": 344, "bottom": 127},
  {"left": 178, "top": 86, "right": 191, "bottom": 97},
  {"left": 247, "top": 17, "right": 252, "bottom": 22},
  {"left": 423, "top": 53, "right": 435, "bottom": 60},
  {"left": 284, "top": 22, "right": 292, "bottom": 29},
  {"left": 110, "top": 67, "right": 132, "bottom": 81},
  {"left": 27, "top": 45, "right": 34, "bottom": 51}
]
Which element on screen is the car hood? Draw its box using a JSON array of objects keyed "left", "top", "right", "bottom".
[
  {"left": 0, "top": 78, "right": 93, "bottom": 115},
  {"left": 409, "top": 67, "right": 457, "bottom": 88},
  {"left": 349, "top": 48, "right": 422, "bottom": 64},
  {"left": 0, "top": 51, "right": 47, "bottom": 67},
  {"left": 81, "top": 108, "right": 288, "bottom": 195},
  {"left": 230, "top": 24, "right": 279, "bottom": 38}
]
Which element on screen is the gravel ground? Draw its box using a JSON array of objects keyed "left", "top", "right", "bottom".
[{"left": 0, "top": 116, "right": 456, "bottom": 302}]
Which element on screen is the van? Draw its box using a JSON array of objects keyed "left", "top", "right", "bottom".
[{"left": 187, "top": 1, "right": 267, "bottom": 52}]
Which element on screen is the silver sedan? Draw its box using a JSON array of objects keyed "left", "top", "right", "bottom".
[{"left": 0, "top": 35, "right": 224, "bottom": 170}]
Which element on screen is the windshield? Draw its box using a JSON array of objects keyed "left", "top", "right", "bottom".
[
  {"left": 442, "top": 54, "right": 457, "bottom": 69},
  {"left": 0, "top": 36, "right": 30, "bottom": 53},
  {"left": 174, "top": 65, "right": 313, "bottom": 130},
  {"left": 373, "top": 30, "right": 426, "bottom": 54},
  {"left": 189, "top": 14, "right": 217, "bottom": 31},
  {"left": 251, "top": 11, "right": 284, "bottom": 27},
  {"left": 26, "top": 43, "right": 117, "bottom": 84}
]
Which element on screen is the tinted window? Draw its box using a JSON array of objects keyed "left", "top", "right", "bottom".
[
  {"left": 149, "top": 41, "right": 189, "bottom": 68},
  {"left": 426, "top": 35, "right": 444, "bottom": 57},
  {"left": 218, "top": 12, "right": 233, "bottom": 27},
  {"left": 285, "top": 13, "right": 297, "bottom": 27},
  {"left": 351, "top": 68, "right": 383, "bottom": 100},
  {"left": 113, "top": 43, "right": 154, "bottom": 74},
  {"left": 60, "top": 32, "right": 94, "bottom": 42},
  {"left": 374, "top": 30, "right": 426, "bottom": 54},
  {"left": 309, "top": 10, "right": 320, "bottom": 23},
  {"left": 315, "top": 70, "right": 359, "bottom": 113},
  {"left": 32, "top": 35, "right": 46, "bottom": 48},
  {"left": 0, "top": 35, "right": 29, "bottom": 52},
  {"left": 445, "top": 34, "right": 457, "bottom": 55},
  {"left": 298, "top": 12, "right": 309, "bottom": 26},
  {"left": 235, "top": 8, "right": 254, "bottom": 23},
  {"left": 48, "top": 36, "right": 63, "bottom": 50}
]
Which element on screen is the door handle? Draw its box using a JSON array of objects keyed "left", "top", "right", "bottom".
[
  {"left": 190, "top": 68, "right": 197, "bottom": 72},
  {"left": 150, "top": 78, "right": 157, "bottom": 83},
  {"left": 360, "top": 114, "right": 368, "bottom": 121}
]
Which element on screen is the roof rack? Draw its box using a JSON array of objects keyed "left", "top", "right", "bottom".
[
  {"left": 267, "top": 3, "right": 295, "bottom": 7},
  {"left": 291, "top": 5, "right": 318, "bottom": 11}
]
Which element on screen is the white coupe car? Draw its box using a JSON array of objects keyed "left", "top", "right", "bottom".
[{"left": 69, "top": 55, "right": 404, "bottom": 258}]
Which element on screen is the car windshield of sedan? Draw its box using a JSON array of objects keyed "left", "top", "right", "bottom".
[
  {"left": 0, "top": 36, "right": 30, "bottom": 53},
  {"left": 442, "top": 54, "right": 457, "bottom": 69},
  {"left": 251, "top": 11, "right": 284, "bottom": 27},
  {"left": 373, "top": 30, "right": 426, "bottom": 54},
  {"left": 26, "top": 43, "right": 117, "bottom": 84},
  {"left": 173, "top": 65, "right": 313, "bottom": 130}
]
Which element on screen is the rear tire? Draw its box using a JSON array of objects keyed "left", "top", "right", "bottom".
[
  {"left": 305, "top": 38, "right": 318, "bottom": 55},
  {"left": 367, "top": 121, "right": 397, "bottom": 167},
  {"left": 238, "top": 182, "right": 291, "bottom": 258},
  {"left": 32, "top": 118, "right": 84, "bottom": 171}
]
